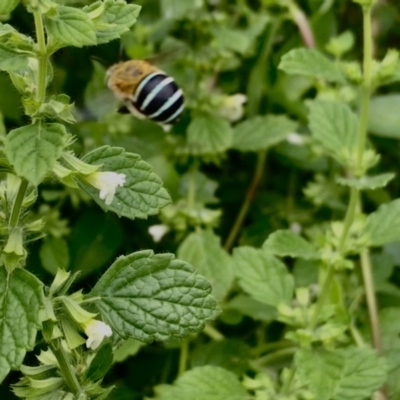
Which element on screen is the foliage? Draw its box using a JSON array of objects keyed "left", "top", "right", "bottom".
[{"left": 0, "top": 0, "right": 400, "bottom": 399}]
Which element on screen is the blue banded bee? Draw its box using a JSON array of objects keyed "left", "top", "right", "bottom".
[{"left": 106, "top": 60, "right": 184, "bottom": 127}]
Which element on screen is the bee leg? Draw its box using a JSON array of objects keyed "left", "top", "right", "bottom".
[{"left": 117, "top": 105, "right": 130, "bottom": 114}]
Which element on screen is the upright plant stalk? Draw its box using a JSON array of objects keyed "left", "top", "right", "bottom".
[
  {"left": 9, "top": 179, "right": 28, "bottom": 228},
  {"left": 8, "top": 13, "right": 48, "bottom": 230},
  {"left": 178, "top": 339, "right": 189, "bottom": 377},
  {"left": 48, "top": 340, "right": 82, "bottom": 396},
  {"left": 310, "top": 4, "right": 382, "bottom": 355},
  {"left": 33, "top": 12, "right": 47, "bottom": 103},
  {"left": 33, "top": 10, "right": 85, "bottom": 392}
]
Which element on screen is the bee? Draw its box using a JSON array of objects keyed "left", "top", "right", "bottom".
[{"left": 106, "top": 60, "right": 184, "bottom": 127}]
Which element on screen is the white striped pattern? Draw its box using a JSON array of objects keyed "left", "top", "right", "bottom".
[
  {"left": 163, "top": 103, "right": 185, "bottom": 124},
  {"left": 140, "top": 77, "right": 174, "bottom": 111},
  {"left": 133, "top": 72, "right": 163, "bottom": 102},
  {"left": 148, "top": 88, "right": 183, "bottom": 119}
]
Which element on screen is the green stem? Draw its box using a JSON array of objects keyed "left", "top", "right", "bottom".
[
  {"left": 350, "top": 321, "right": 366, "bottom": 348},
  {"left": 356, "top": 5, "right": 373, "bottom": 172},
  {"left": 310, "top": 3, "right": 375, "bottom": 331},
  {"left": 224, "top": 150, "right": 267, "bottom": 251},
  {"left": 310, "top": 264, "right": 335, "bottom": 329},
  {"left": 9, "top": 179, "right": 28, "bottom": 228},
  {"left": 187, "top": 165, "right": 197, "bottom": 209},
  {"left": 203, "top": 324, "right": 225, "bottom": 341},
  {"left": 255, "top": 347, "right": 297, "bottom": 366},
  {"left": 360, "top": 249, "right": 382, "bottom": 353},
  {"left": 49, "top": 340, "right": 82, "bottom": 396},
  {"left": 33, "top": 11, "right": 47, "bottom": 103},
  {"left": 281, "top": 367, "right": 297, "bottom": 396},
  {"left": 251, "top": 340, "right": 293, "bottom": 357},
  {"left": 338, "top": 187, "right": 358, "bottom": 252},
  {"left": 178, "top": 339, "right": 189, "bottom": 377},
  {"left": 224, "top": 19, "right": 283, "bottom": 251},
  {"left": 357, "top": 4, "right": 383, "bottom": 357}
]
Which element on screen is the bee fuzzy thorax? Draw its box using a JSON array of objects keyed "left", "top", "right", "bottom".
[{"left": 107, "top": 59, "right": 185, "bottom": 126}]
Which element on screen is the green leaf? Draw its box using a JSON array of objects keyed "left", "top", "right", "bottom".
[
  {"left": 364, "top": 199, "right": 400, "bottom": 246},
  {"left": 326, "top": 31, "right": 355, "bottom": 57},
  {"left": 180, "top": 171, "right": 218, "bottom": 204},
  {"left": 160, "top": 0, "right": 201, "bottom": 20},
  {"left": 90, "top": 250, "right": 220, "bottom": 343},
  {"left": 113, "top": 338, "right": 142, "bottom": 363},
  {"left": 308, "top": 100, "right": 358, "bottom": 167},
  {"left": 79, "top": 146, "right": 171, "bottom": 219},
  {"left": 191, "top": 340, "right": 250, "bottom": 375},
  {"left": 0, "top": 267, "right": 44, "bottom": 383},
  {"left": 232, "top": 247, "right": 294, "bottom": 307},
  {"left": 379, "top": 308, "right": 400, "bottom": 399},
  {"left": 296, "top": 347, "right": 387, "bottom": 400},
  {"left": 177, "top": 230, "right": 234, "bottom": 301},
  {"left": 368, "top": 95, "right": 400, "bottom": 138},
  {"left": 5, "top": 123, "right": 68, "bottom": 185},
  {"left": 34, "top": 94, "right": 75, "bottom": 124},
  {"left": 187, "top": 113, "right": 233, "bottom": 156},
  {"left": 232, "top": 115, "right": 297, "bottom": 152},
  {"left": 225, "top": 294, "right": 276, "bottom": 322},
  {"left": 293, "top": 259, "right": 319, "bottom": 287},
  {"left": 45, "top": 6, "right": 97, "bottom": 48},
  {"left": 263, "top": 229, "right": 319, "bottom": 259},
  {"left": 336, "top": 173, "right": 395, "bottom": 190},
  {"left": 84, "top": 0, "right": 141, "bottom": 45},
  {"left": 0, "top": 45, "right": 29, "bottom": 72},
  {"left": 39, "top": 237, "right": 70, "bottom": 275},
  {"left": 211, "top": 27, "right": 251, "bottom": 54},
  {"left": 0, "top": 0, "right": 19, "bottom": 14},
  {"left": 150, "top": 366, "right": 248, "bottom": 400},
  {"left": 86, "top": 343, "right": 113, "bottom": 381},
  {"left": 279, "top": 48, "right": 345, "bottom": 83}
]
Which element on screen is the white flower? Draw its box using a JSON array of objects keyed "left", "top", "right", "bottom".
[
  {"left": 83, "top": 320, "right": 112, "bottom": 350},
  {"left": 148, "top": 224, "right": 170, "bottom": 242},
  {"left": 85, "top": 171, "right": 126, "bottom": 205},
  {"left": 218, "top": 94, "right": 247, "bottom": 122},
  {"left": 290, "top": 222, "right": 302, "bottom": 234},
  {"left": 286, "top": 132, "right": 304, "bottom": 145}
]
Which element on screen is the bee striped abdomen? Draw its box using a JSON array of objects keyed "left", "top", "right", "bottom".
[
  {"left": 107, "top": 60, "right": 185, "bottom": 126},
  {"left": 134, "top": 72, "right": 184, "bottom": 124}
]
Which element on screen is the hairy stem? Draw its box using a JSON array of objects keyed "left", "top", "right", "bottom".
[
  {"left": 33, "top": 11, "right": 47, "bottom": 104},
  {"left": 310, "top": 264, "right": 335, "bottom": 329},
  {"left": 357, "top": 5, "right": 373, "bottom": 171},
  {"left": 310, "top": 3, "right": 378, "bottom": 336},
  {"left": 9, "top": 179, "right": 28, "bottom": 228},
  {"left": 338, "top": 187, "right": 359, "bottom": 252},
  {"left": 361, "top": 249, "right": 382, "bottom": 352},
  {"left": 357, "top": 4, "right": 383, "bottom": 356},
  {"left": 49, "top": 340, "right": 82, "bottom": 396}
]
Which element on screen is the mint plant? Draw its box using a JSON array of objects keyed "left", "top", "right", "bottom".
[
  {"left": 2, "top": 0, "right": 400, "bottom": 399},
  {"left": 0, "top": 1, "right": 219, "bottom": 398}
]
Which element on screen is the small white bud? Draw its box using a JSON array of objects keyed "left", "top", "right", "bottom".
[
  {"left": 218, "top": 94, "right": 247, "bottom": 122},
  {"left": 286, "top": 132, "right": 304, "bottom": 145},
  {"left": 84, "top": 171, "right": 126, "bottom": 205},
  {"left": 83, "top": 320, "right": 112, "bottom": 350},
  {"left": 148, "top": 224, "right": 170, "bottom": 242}
]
